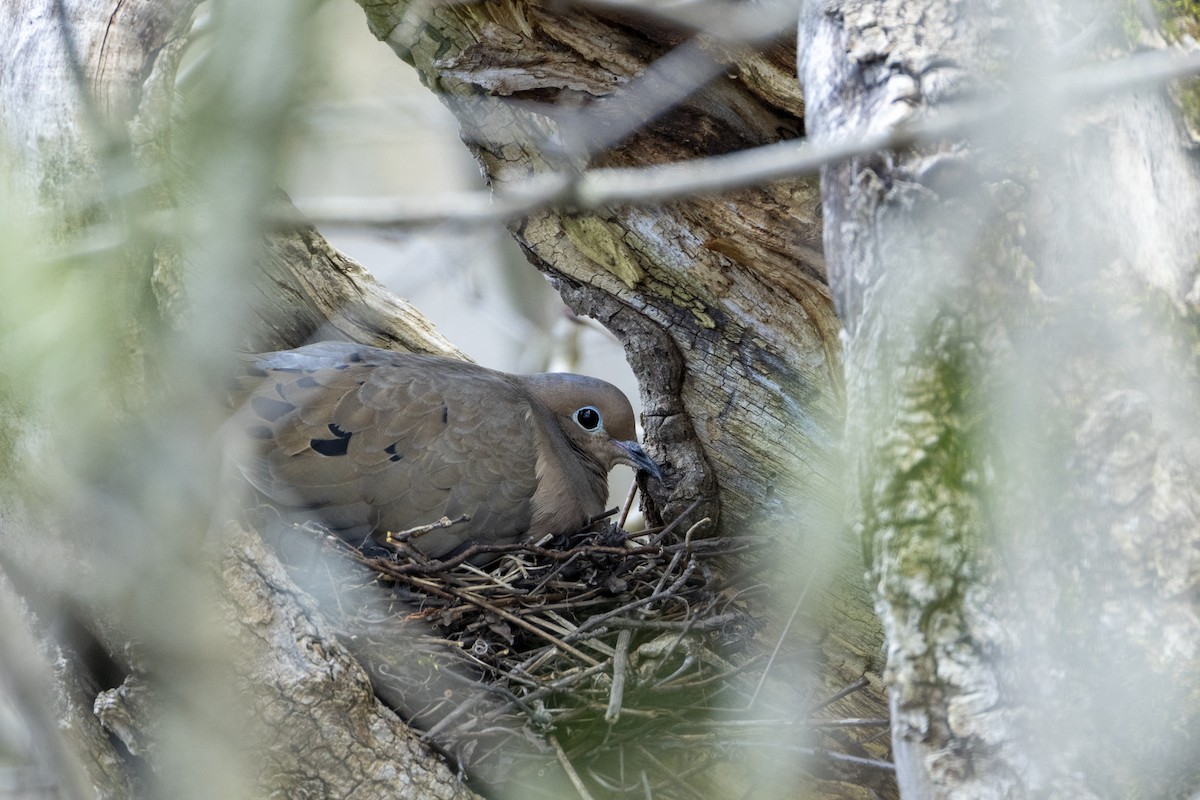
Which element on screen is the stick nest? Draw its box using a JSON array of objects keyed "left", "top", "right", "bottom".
[{"left": 277, "top": 504, "right": 894, "bottom": 799}]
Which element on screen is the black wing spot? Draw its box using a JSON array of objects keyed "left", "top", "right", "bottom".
[
  {"left": 442, "top": 404, "right": 449, "bottom": 425},
  {"left": 384, "top": 442, "right": 403, "bottom": 462},
  {"left": 310, "top": 423, "right": 352, "bottom": 456},
  {"left": 348, "top": 350, "right": 363, "bottom": 362},
  {"left": 251, "top": 395, "right": 295, "bottom": 422}
]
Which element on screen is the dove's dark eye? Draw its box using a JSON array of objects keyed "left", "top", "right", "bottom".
[{"left": 574, "top": 406, "right": 602, "bottom": 431}]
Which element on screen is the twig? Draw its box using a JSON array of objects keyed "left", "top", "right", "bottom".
[
  {"left": 564, "top": 560, "right": 699, "bottom": 643},
  {"left": 746, "top": 560, "right": 818, "bottom": 709},
  {"left": 653, "top": 653, "right": 765, "bottom": 692},
  {"left": 647, "top": 499, "right": 704, "bottom": 546},
  {"left": 445, "top": 585, "right": 603, "bottom": 667},
  {"left": 810, "top": 676, "right": 871, "bottom": 713},
  {"left": 636, "top": 745, "right": 709, "bottom": 800},
  {"left": 373, "top": 537, "right": 662, "bottom": 575},
  {"left": 385, "top": 514, "right": 470, "bottom": 545},
  {"left": 606, "top": 612, "right": 741, "bottom": 631},
  {"left": 416, "top": 691, "right": 486, "bottom": 743},
  {"left": 807, "top": 717, "right": 890, "bottom": 728},
  {"left": 798, "top": 748, "right": 895, "bottom": 773},
  {"left": 550, "top": 734, "right": 598, "bottom": 800},
  {"left": 605, "top": 629, "right": 633, "bottom": 723},
  {"left": 290, "top": 48, "right": 1200, "bottom": 226},
  {"left": 618, "top": 479, "right": 639, "bottom": 530},
  {"left": 490, "top": 661, "right": 612, "bottom": 720}
]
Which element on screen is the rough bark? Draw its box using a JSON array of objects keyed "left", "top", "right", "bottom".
[
  {"left": 354, "top": 0, "right": 888, "bottom": 738},
  {"left": 356, "top": 0, "right": 838, "bottom": 536},
  {"left": 1, "top": 0, "right": 900, "bottom": 797},
  {"left": 800, "top": 0, "right": 1200, "bottom": 796}
]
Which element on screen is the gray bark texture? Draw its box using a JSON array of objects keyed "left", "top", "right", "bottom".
[{"left": 800, "top": 0, "right": 1200, "bottom": 797}]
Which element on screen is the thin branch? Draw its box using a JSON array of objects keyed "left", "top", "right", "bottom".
[
  {"left": 290, "top": 46, "right": 1200, "bottom": 228},
  {"left": 809, "top": 675, "right": 871, "bottom": 714},
  {"left": 604, "top": 628, "right": 633, "bottom": 723},
  {"left": 550, "top": 734, "right": 599, "bottom": 800},
  {"left": 746, "top": 559, "right": 817, "bottom": 710},
  {"left": 429, "top": 580, "right": 605, "bottom": 666}
]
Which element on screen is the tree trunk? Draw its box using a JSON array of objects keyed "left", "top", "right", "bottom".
[
  {"left": 800, "top": 1, "right": 1200, "bottom": 796},
  {"left": 1, "top": 1, "right": 477, "bottom": 797},
  {"left": 355, "top": 0, "right": 887, "bottom": 731}
]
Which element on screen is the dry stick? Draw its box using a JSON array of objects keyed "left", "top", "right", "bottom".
[
  {"left": 488, "top": 661, "right": 612, "bottom": 721},
  {"left": 647, "top": 499, "right": 704, "bottom": 546},
  {"left": 563, "top": 560, "right": 698, "bottom": 644},
  {"left": 364, "top": 536, "right": 663, "bottom": 575},
  {"left": 636, "top": 745, "right": 710, "bottom": 800},
  {"left": 583, "top": 766, "right": 626, "bottom": 794},
  {"left": 807, "top": 718, "right": 890, "bottom": 728},
  {"left": 606, "top": 612, "right": 742, "bottom": 631},
  {"left": 293, "top": 48, "right": 1200, "bottom": 232},
  {"left": 368, "top": 566, "right": 603, "bottom": 668},
  {"left": 810, "top": 675, "right": 871, "bottom": 713},
  {"left": 647, "top": 547, "right": 684, "bottom": 603},
  {"left": 526, "top": 551, "right": 589, "bottom": 595},
  {"left": 604, "top": 628, "right": 633, "bottom": 724},
  {"left": 541, "top": 610, "right": 617, "bottom": 659},
  {"left": 386, "top": 514, "right": 470, "bottom": 546},
  {"left": 862, "top": 727, "right": 891, "bottom": 746},
  {"left": 653, "top": 653, "right": 766, "bottom": 692},
  {"left": 550, "top": 734, "right": 598, "bottom": 800},
  {"left": 746, "top": 559, "right": 819, "bottom": 709},
  {"left": 416, "top": 691, "right": 487, "bottom": 744},
  {"left": 652, "top": 653, "right": 696, "bottom": 688},
  {"left": 799, "top": 748, "right": 895, "bottom": 773},
  {"left": 440, "top": 583, "right": 603, "bottom": 667},
  {"left": 645, "top": 515, "right": 709, "bottom": 607},
  {"left": 617, "top": 479, "right": 639, "bottom": 530},
  {"left": 692, "top": 714, "right": 888, "bottom": 729}
]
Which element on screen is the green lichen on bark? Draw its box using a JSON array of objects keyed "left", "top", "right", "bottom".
[
  {"left": 1116, "top": 0, "right": 1200, "bottom": 139},
  {"left": 1158, "top": 0, "right": 1200, "bottom": 139},
  {"left": 1154, "top": 0, "right": 1200, "bottom": 39},
  {"left": 860, "top": 313, "right": 985, "bottom": 594}
]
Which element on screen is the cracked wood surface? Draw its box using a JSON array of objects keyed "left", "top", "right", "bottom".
[{"left": 352, "top": 2, "right": 887, "bottom": 742}]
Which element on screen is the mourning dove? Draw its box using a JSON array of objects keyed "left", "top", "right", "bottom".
[{"left": 226, "top": 342, "right": 661, "bottom": 560}]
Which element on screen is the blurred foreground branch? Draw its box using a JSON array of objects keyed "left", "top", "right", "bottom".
[{"left": 293, "top": 46, "right": 1200, "bottom": 228}]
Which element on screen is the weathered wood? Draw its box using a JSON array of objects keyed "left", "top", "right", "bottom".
[
  {"left": 353, "top": 0, "right": 888, "bottom": 736},
  {"left": 800, "top": 0, "right": 1200, "bottom": 796},
  {"left": 354, "top": 0, "right": 841, "bottom": 540}
]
